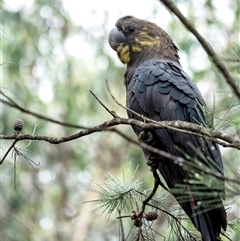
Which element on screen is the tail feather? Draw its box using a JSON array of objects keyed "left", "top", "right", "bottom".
[
  {"left": 190, "top": 206, "right": 215, "bottom": 241},
  {"left": 181, "top": 199, "right": 226, "bottom": 241}
]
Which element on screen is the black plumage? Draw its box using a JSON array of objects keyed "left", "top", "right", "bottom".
[{"left": 109, "top": 16, "right": 227, "bottom": 241}]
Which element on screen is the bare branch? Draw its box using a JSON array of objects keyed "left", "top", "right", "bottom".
[
  {"left": 118, "top": 127, "right": 240, "bottom": 185},
  {"left": 106, "top": 79, "right": 146, "bottom": 122},
  {"left": 146, "top": 203, "right": 199, "bottom": 241},
  {"left": 133, "top": 189, "right": 200, "bottom": 241},
  {"left": 1, "top": 116, "right": 239, "bottom": 184},
  {"left": 89, "top": 90, "right": 117, "bottom": 118},
  {"left": 2, "top": 88, "right": 239, "bottom": 149},
  {"left": 0, "top": 90, "right": 87, "bottom": 129},
  {"left": 0, "top": 139, "right": 19, "bottom": 164},
  {"left": 159, "top": 0, "right": 240, "bottom": 99},
  {"left": 106, "top": 81, "right": 240, "bottom": 149},
  {"left": 1, "top": 87, "right": 239, "bottom": 184},
  {"left": 138, "top": 170, "right": 161, "bottom": 218},
  {"left": 1, "top": 117, "right": 240, "bottom": 148}
]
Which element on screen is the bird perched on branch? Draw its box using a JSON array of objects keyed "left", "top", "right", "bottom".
[{"left": 108, "top": 16, "right": 227, "bottom": 241}]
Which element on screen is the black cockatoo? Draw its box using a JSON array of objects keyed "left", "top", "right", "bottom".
[{"left": 108, "top": 16, "right": 226, "bottom": 241}]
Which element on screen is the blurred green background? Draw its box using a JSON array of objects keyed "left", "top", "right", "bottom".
[{"left": 1, "top": 0, "right": 239, "bottom": 240}]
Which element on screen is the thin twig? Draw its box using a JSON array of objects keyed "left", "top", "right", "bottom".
[
  {"left": 159, "top": 0, "right": 240, "bottom": 99},
  {"left": 0, "top": 91, "right": 88, "bottom": 129},
  {"left": 112, "top": 129, "right": 240, "bottom": 185},
  {"left": 221, "top": 231, "right": 232, "bottom": 241},
  {"left": 116, "top": 215, "right": 131, "bottom": 219},
  {"left": 89, "top": 90, "right": 116, "bottom": 118},
  {"left": 135, "top": 190, "right": 199, "bottom": 241},
  {"left": 118, "top": 209, "right": 125, "bottom": 241},
  {"left": 0, "top": 139, "right": 18, "bottom": 164},
  {"left": 138, "top": 170, "right": 161, "bottom": 218},
  {"left": 146, "top": 203, "right": 199, "bottom": 241},
  {"left": 0, "top": 90, "right": 19, "bottom": 105},
  {"left": 105, "top": 79, "right": 146, "bottom": 122}
]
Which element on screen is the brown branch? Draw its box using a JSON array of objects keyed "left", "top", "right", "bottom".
[
  {"left": 134, "top": 190, "right": 199, "bottom": 241},
  {"left": 159, "top": 0, "right": 240, "bottom": 99},
  {"left": 118, "top": 128, "right": 240, "bottom": 185},
  {"left": 138, "top": 170, "right": 161, "bottom": 218},
  {"left": 1, "top": 117, "right": 240, "bottom": 184},
  {"left": 115, "top": 118, "right": 240, "bottom": 150},
  {"left": 106, "top": 81, "right": 240, "bottom": 149},
  {"left": 0, "top": 91, "right": 87, "bottom": 129},
  {"left": 2, "top": 89, "right": 239, "bottom": 149},
  {"left": 117, "top": 209, "right": 125, "bottom": 241},
  {"left": 146, "top": 203, "right": 199, "bottom": 241},
  {"left": 106, "top": 79, "right": 146, "bottom": 122},
  {"left": 106, "top": 127, "right": 239, "bottom": 185},
  {"left": 1, "top": 117, "right": 238, "bottom": 149},
  {"left": 1, "top": 89, "right": 239, "bottom": 183},
  {"left": 0, "top": 139, "right": 19, "bottom": 164},
  {"left": 89, "top": 90, "right": 117, "bottom": 118}
]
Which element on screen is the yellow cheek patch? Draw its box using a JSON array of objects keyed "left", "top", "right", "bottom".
[
  {"left": 132, "top": 45, "right": 142, "bottom": 52},
  {"left": 116, "top": 44, "right": 123, "bottom": 52},
  {"left": 117, "top": 45, "right": 130, "bottom": 64},
  {"left": 139, "top": 31, "right": 149, "bottom": 36},
  {"left": 139, "top": 41, "right": 154, "bottom": 47},
  {"left": 135, "top": 32, "right": 160, "bottom": 47}
]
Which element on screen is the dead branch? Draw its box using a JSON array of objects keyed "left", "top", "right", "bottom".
[
  {"left": 1, "top": 117, "right": 240, "bottom": 185},
  {"left": 2, "top": 89, "right": 239, "bottom": 150},
  {"left": 0, "top": 90, "right": 87, "bottom": 129},
  {"left": 138, "top": 170, "right": 161, "bottom": 218},
  {"left": 1, "top": 87, "right": 240, "bottom": 185},
  {"left": 105, "top": 80, "right": 240, "bottom": 149},
  {"left": 1, "top": 116, "right": 240, "bottom": 150},
  {"left": 159, "top": 0, "right": 240, "bottom": 99}
]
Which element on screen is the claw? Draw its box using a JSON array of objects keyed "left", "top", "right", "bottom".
[{"left": 138, "top": 130, "right": 154, "bottom": 143}]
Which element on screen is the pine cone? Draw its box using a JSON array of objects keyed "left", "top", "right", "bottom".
[
  {"left": 145, "top": 211, "right": 158, "bottom": 221},
  {"left": 130, "top": 210, "right": 137, "bottom": 220},
  {"left": 130, "top": 210, "right": 143, "bottom": 227},
  {"left": 134, "top": 218, "right": 143, "bottom": 227},
  {"left": 14, "top": 119, "right": 24, "bottom": 132}
]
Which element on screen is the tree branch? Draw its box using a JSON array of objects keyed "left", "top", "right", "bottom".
[
  {"left": 1, "top": 139, "right": 19, "bottom": 164},
  {"left": 106, "top": 80, "right": 240, "bottom": 149},
  {"left": 2, "top": 89, "right": 239, "bottom": 149},
  {"left": 89, "top": 90, "right": 117, "bottom": 118},
  {"left": 146, "top": 203, "right": 199, "bottom": 241},
  {"left": 159, "top": 0, "right": 240, "bottom": 99},
  {"left": 138, "top": 170, "right": 161, "bottom": 218},
  {"left": 1, "top": 116, "right": 239, "bottom": 149},
  {"left": 1, "top": 87, "right": 240, "bottom": 185},
  {"left": 0, "top": 90, "right": 87, "bottom": 129},
  {"left": 1, "top": 116, "right": 239, "bottom": 185}
]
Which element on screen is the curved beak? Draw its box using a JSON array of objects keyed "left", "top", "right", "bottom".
[{"left": 108, "top": 27, "right": 126, "bottom": 51}]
